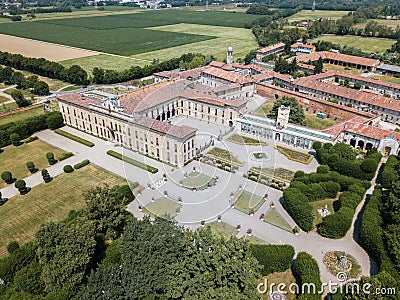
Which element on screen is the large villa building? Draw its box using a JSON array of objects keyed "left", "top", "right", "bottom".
[{"left": 57, "top": 48, "right": 400, "bottom": 164}]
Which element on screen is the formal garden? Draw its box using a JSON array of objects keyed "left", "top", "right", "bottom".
[
  {"left": 226, "top": 133, "right": 268, "bottom": 146},
  {"left": 141, "top": 196, "right": 181, "bottom": 221},
  {"left": 282, "top": 142, "right": 381, "bottom": 237},
  {"left": 205, "top": 147, "right": 245, "bottom": 167},
  {"left": 231, "top": 190, "right": 266, "bottom": 215},
  {"left": 275, "top": 146, "right": 313, "bottom": 164},
  {"left": 323, "top": 251, "right": 361, "bottom": 279},
  {"left": 181, "top": 171, "right": 217, "bottom": 190}
]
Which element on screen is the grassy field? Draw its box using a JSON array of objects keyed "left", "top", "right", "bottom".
[
  {"left": 305, "top": 112, "right": 340, "bottom": 129},
  {"left": 323, "top": 63, "right": 364, "bottom": 75},
  {"left": 309, "top": 35, "right": 395, "bottom": 54},
  {"left": 233, "top": 190, "right": 265, "bottom": 214},
  {"left": 142, "top": 196, "right": 180, "bottom": 220},
  {"left": 0, "top": 102, "right": 18, "bottom": 113},
  {"left": 371, "top": 74, "right": 400, "bottom": 84},
  {"left": 260, "top": 269, "right": 297, "bottom": 300},
  {"left": 182, "top": 171, "right": 216, "bottom": 190},
  {"left": 136, "top": 23, "right": 258, "bottom": 60},
  {"left": 205, "top": 221, "right": 238, "bottom": 239},
  {"left": 0, "top": 105, "right": 45, "bottom": 125},
  {"left": 60, "top": 54, "right": 150, "bottom": 73},
  {"left": 0, "top": 95, "right": 8, "bottom": 103},
  {"left": 353, "top": 19, "right": 400, "bottom": 29},
  {"left": 0, "top": 139, "right": 65, "bottom": 188},
  {"left": 287, "top": 10, "right": 349, "bottom": 23},
  {"left": 0, "top": 164, "right": 125, "bottom": 257}
]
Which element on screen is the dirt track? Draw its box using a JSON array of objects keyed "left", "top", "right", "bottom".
[{"left": 0, "top": 33, "right": 99, "bottom": 61}]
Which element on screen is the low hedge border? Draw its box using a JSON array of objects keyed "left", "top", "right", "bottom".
[
  {"left": 58, "top": 152, "right": 73, "bottom": 161},
  {"left": 275, "top": 146, "right": 313, "bottom": 165},
  {"left": 54, "top": 129, "right": 94, "bottom": 147},
  {"left": 24, "top": 136, "right": 38, "bottom": 144},
  {"left": 74, "top": 159, "right": 90, "bottom": 169},
  {"left": 107, "top": 150, "right": 158, "bottom": 174}
]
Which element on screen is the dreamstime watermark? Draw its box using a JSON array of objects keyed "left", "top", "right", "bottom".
[{"left": 257, "top": 272, "right": 396, "bottom": 298}]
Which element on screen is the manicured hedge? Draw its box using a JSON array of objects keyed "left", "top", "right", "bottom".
[
  {"left": 0, "top": 112, "right": 63, "bottom": 148},
  {"left": 74, "top": 159, "right": 90, "bottom": 170},
  {"left": 58, "top": 152, "right": 73, "bottom": 161},
  {"left": 317, "top": 207, "right": 354, "bottom": 239},
  {"left": 107, "top": 150, "right": 158, "bottom": 174},
  {"left": 249, "top": 244, "right": 294, "bottom": 276},
  {"left": 54, "top": 129, "right": 94, "bottom": 147},
  {"left": 295, "top": 252, "right": 322, "bottom": 300},
  {"left": 282, "top": 188, "right": 314, "bottom": 232},
  {"left": 24, "top": 136, "right": 38, "bottom": 144}
]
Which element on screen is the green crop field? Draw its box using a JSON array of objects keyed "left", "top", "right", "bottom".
[
  {"left": 309, "top": 35, "right": 396, "bottom": 54},
  {"left": 0, "top": 10, "right": 258, "bottom": 58},
  {"left": 287, "top": 10, "right": 350, "bottom": 23}
]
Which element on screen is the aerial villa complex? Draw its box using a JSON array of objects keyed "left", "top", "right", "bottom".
[{"left": 57, "top": 48, "right": 400, "bottom": 166}]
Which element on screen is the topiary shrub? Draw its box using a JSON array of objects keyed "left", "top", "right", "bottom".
[
  {"left": 7, "top": 241, "right": 19, "bottom": 254},
  {"left": 63, "top": 165, "right": 74, "bottom": 173},
  {"left": 26, "top": 161, "right": 38, "bottom": 174},
  {"left": 10, "top": 133, "right": 21, "bottom": 146},
  {"left": 41, "top": 169, "right": 52, "bottom": 183},
  {"left": 312, "top": 141, "right": 322, "bottom": 150},
  {"left": 46, "top": 152, "right": 57, "bottom": 165},
  {"left": 1, "top": 171, "right": 13, "bottom": 184},
  {"left": 14, "top": 179, "right": 29, "bottom": 195}
]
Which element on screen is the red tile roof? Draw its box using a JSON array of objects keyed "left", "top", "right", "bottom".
[
  {"left": 201, "top": 67, "right": 254, "bottom": 85},
  {"left": 256, "top": 42, "right": 285, "bottom": 54}
]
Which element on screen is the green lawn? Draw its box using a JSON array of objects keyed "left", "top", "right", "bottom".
[
  {"left": 263, "top": 208, "right": 292, "bottom": 232},
  {"left": 253, "top": 99, "right": 274, "bottom": 117},
  {"left": 353, "top": 19, "right": 400, "bottom": 30},
  {"left": 0, "top": 105, "right": 45, "bottom": 125},
  {"left": 226, "top": 133, "right": 268, "bottom": 146},
  {"left": 287, "top": 10, "right": 349, "bottom": 23},
  {"left": 60, "top": 54, "right": 151, "bottom": 74},
  {"left": 0, "top": 139, "right": 66, "bottom": 188},
  {"left": 323, "top": 63, "right": 364, "bottom": 75},
  {"left": 0, "top": 164, "right": 125, "bottom": 257},
  {"left": 182, "top": 171, "right": 216, "bottom": 190},
  {"left": 142, "top": 196, "right": 180, "bottom": 221},
  {"left": 309, "top": 35, "right": 396, "bottom": 54},
  {"left": 275, "top": 146, "right": 313, "bottom": 164},
  {"left": 233, "top": 190, "right": 265, "bottom": 214},
  {"left": 205, "top": 221, "right": 238, "bottom": 239}
]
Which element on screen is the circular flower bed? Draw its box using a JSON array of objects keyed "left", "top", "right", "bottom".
[{"left": 323, "top": 251, "right": 361, "bottom": 279}]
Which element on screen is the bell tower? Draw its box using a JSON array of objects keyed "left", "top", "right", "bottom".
[
  {"left": 276, "top": 105, "right": 290, "bottom": 129},
  {"left": 227, "top": 47, "right": 233, "bottom": 67}
]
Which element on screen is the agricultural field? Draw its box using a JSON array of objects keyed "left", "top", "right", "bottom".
[
  {"left": 353, "top": 18, "right": 400, "bottom": 30},
  {"left": 135, "top": 23, "right": 257, "bottom": 61},
  {"left": 287, "top": 10, "right": 349, "bottom": 23},
  {"left": 309, "top": 35, "right": 396, "bottom": 54},
  {"left": 0, "top": 33, "right": 97, "bottom": 61},
  {"left": 0, "top": 164, "right": 125, "bottom": 257},
  {"left": 0, "top": 10, "right": 258, "bottom": 60}
]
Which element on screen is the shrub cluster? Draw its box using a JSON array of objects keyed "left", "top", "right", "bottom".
[
  {"left": 0, "top": 112, "right": 63, "bottom": 148},
  {"left": 74, "top": 159, "right": 90, "bottom": 170},
  {"left": 315, "top": 143, "right": 381, "bottom": 180},
  {"left": 249, "top": 244, "right": 295, "bottom": 276},
  {"left": 381, "top": 155, "right": 398, "bottom": 189},
  {"left": 283, "top": 166, "right": 369, "bottom": 233}
]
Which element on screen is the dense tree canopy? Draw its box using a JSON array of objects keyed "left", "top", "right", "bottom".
[{"left": 268, "top": 96, "right": 305, "bottom": 125}]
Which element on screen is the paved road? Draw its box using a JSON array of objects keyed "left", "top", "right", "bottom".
[{"left": 6, "top": 126, "right": 377, "bottom": 287}]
